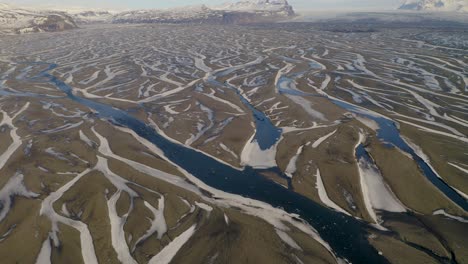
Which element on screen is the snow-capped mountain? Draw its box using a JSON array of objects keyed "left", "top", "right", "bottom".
[
  {"left": 69, "top": 10, "right": 114, "bottom": 24},
  {"left": 0, "top": 0, "right": 296, "bottom": 30},
  {"left": 113, "top": 0, "right": 295, "bottom": 25},
  {"left": 0, "top": 3, "right": 77, "bottom": 34},
  {"left": 113, "top": 5, "right": 224, "bottom": 24},
  {"left": 215, "top": 0, "right": 294, "bottom": 15},
  {"left": 399, "top": 0, "right": 468, "bottom": 12}
]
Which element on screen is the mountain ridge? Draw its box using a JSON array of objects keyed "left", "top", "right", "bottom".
[
  {"left": 112, "top": 1, "right": 295, "bottom": 25},
  {"left": 399, "top": 0, "right": 468, "bottom": 12},
  {"left": 0, "top": 3, "right": 77, "bottom": 34},
  {"left": 0, "top": 0, "right": 296, "bottom": 32}
]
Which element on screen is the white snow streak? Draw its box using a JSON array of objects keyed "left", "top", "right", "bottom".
[
  {"left": 35, "top": 236, "right": 52, "bottom": 264},
  {"left": 40, "top": 168, "right": 99, "bottom": 264},
  {"left": 312, "top": 130, "right": 337, "bottom": 149},
  {"left": 0, "top": 173, "right": 39, "bottom": 222},
  {"left": 285, "top": 145, "right": 304, "bottom": 178},
  {"left": 0, "top": 102, "right": 30, "bottom": 171},
  {"left": 433, "top": 209, "right": 468, "bottom": 223},
  {"left": 148, "top": 224, "right": 197, "bottom": 264},
  {"left": 315, "top": 169, "right": 350, "bottom": 216},
  {"left": 275, "top": 229, "right": 302, "bottom": 251}
]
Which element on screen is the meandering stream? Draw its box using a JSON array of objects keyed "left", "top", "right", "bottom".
[
  {"left": 30, "top": 62, "right": 389, "bottom": 263},
  {"left": 6, "top": 60, "right": 465, "bottom": 263}
]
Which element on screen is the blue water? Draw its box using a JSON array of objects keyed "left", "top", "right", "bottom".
[
  {"left": 16, "top": 62, "right": 389, "bottom": 264},
  {"left": 333, "top": 100, "right": 468, "bottom": 211},
  {"left": 207, "top": 78, "right": 281, "bottom": 151},
  {"left": 250, "top": 105, "right": 282, "bottom": 150},
  {"left": 355, "top": 144, "right": 368, "bottom": 161}
]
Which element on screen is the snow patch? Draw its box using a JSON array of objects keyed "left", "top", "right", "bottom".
[
  {"left": 148, "top": 224, "right": 197, "bottom": 264},
  {"left": 240, "top": 135, "right": 278, "bottom": 169},
  {"left": 285, "top": 145, "right": 304, "bottom": 178},
  {"left": 315, "top": 169, "right": 350, "bottom": 216},
  {"left": 275, "top": 229, "right": 302, "bottom": 250},
  {"left": 312, "top": 130, "right": 337, "bottom": 148},
  {"left": 35, "top": 236, "right": 52, "bottom": 264},
  {"left": 0, "top": 173, "right": 39, "bottom": 222},
  {"left": 433, "top": 209, "right": 468, "bottom": 223}
]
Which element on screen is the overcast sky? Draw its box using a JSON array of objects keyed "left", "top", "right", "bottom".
[{"left": 5, "top": 0, "right": 404, "bottom": 11}]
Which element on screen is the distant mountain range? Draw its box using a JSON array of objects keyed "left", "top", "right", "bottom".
[
  {"left": 113, "top": 1, "right": 295, "bottom": 25},
  {"left": 216, "top": 0, "right": 294, "bottom": 14},
  {"left": 69, "top": 10, "right": 114, "bottom": 24},
  {"left": 399, "top": 0, "right": 468, "bottom": 12},
  {"left": 0, "top": 3, "right": 76, "bottom": 34},
  {"left": 4, "top": 0, "right": 467, "bottom": 35},
  {"left": 0, "top": 0, "right": 296, "bottom": 33}
]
